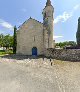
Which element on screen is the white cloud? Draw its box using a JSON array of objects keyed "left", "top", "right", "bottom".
[
  {"left": 74, "top": 4, "right": 80, "bottom": 10},
  {"left": 54, "top": 4, "right": 80, "bottom": 24},
  {"left": 0, "top": 19, "right": 13, "bottom": 30},
  {"left": 54, "top": 12, "right": 72, "bottom": 24},
  {"left": 53, "top": 36, "right": 63, "bottom": 39}
]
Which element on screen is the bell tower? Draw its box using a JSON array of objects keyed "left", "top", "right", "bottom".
[{"left": 42, "top": 0, "right": 54, "bottom": 49}]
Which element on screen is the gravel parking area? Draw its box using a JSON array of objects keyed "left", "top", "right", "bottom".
[{"left": 0, "top": 55, "right": 80, "bottom": 92}]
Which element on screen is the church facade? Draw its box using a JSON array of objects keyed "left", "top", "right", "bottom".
[{"left": 16, "top": 0, "right": 54, "bottom": 55}]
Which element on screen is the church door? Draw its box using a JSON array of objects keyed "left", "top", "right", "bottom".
[{"left": 32, "top": 47, "right": 37, "bottom": 56}]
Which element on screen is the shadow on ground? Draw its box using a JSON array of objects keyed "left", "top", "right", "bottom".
[
  {"left": 1, "top": 54, "right": 80, "bottom": 62},
  {"left": 1, "top": 54, "right": 50, "bottom": 60}
]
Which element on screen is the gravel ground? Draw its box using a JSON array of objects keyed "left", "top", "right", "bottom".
[{"left": 0, "top": 56, "right": 80, "bottom": 92}]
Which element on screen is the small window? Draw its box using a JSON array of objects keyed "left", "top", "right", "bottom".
[{"left": 43, "top": 12, "right": 46, "bottom": 20}]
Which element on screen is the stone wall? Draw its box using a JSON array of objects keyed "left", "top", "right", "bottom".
[
  {"left": 45, "top": 48, "right": 80, "bottom": 61},
  {"left": 17, "top": 18, "right": 44, "bottom": 55}
]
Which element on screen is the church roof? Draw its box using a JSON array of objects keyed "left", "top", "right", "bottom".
[
  {"left": 46, "top": 0, "right": 52, "bottom": 6},
  {"left": 18, "top": 17, "right": 43, "bottom": 29}
]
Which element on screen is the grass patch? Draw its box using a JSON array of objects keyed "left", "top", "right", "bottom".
[{"left": 0, "top": 50, "right": 13, "bottom": 56}]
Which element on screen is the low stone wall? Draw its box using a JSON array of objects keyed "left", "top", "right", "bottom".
[{"left": 45, "top": 49, "right": 80, "bottom": 61}]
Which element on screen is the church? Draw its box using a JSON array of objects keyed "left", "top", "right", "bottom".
[{"left": 16, "top": 0, "right": 54, "bottom": 55}]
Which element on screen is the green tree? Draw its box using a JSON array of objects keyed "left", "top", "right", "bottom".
[
  {"left": 76, "top": 17, "right": 80, "bottom": 46},
  {"left": 68, "top": 41, "right": 76, "bottom": 46},
  {"left": 13, "top": 26, "right": 17, "bottom": 54},
  {"left": 0, "top": 34, "right": 4, "bottom": 47},
  {"left": 2, "top": 34, "right": 13, "bottom": 49},
  {"left": 9, "top": 36, "right": 13, "bottom": 47},
  {"left": 0, "top": 34, "right": 13, "bottom": 51},
  {"left": 56, "top": 41, "right": 76, "bottom": 48},
  {"left": 3, "top": 34, "right": 10, "bottom": 49}
]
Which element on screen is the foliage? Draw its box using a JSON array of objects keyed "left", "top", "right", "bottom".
[
  {"left": 76, "top": 17, "right": 80, "bottom": 46},
  {"left": 56, "top": 41, "right": 76, "bottom": 48},
  {"left": 0, "top": 50, "right": 13, "bottom": 56},
  {"left": 0, "top": 26, "right": 17, "bottom": 54},
  {"left": 0, "top": 34, "right": 13, "bottom": 49},
  {"left": 13, "top": 26, "right": 17, "bottom": 54}
]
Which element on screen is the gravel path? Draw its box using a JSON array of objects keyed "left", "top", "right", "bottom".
[{"left": 0, "top": 57, "right": 80, "bottom": 92}]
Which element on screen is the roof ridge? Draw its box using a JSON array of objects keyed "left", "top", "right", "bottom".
[
  {"left": 30, "top": 17, "right": 43, "bottom": 24},
  {"left": 18, "top": 17, "right": 43, "bottom": 29}
]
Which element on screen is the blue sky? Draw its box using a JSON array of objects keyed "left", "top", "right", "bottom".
[{"left": 0, "top": 0, "right": 80, "bottom": 42}]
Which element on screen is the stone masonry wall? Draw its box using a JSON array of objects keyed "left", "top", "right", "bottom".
[
  {"left": 45, "top": 48, "right": 80, "bottom": 61},
  {"left": 17, "top": 18, "right": 44, "bottom": 55}
]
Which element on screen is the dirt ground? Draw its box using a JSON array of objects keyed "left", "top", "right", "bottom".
[{"left": 0, "top": 56, "right": 80, "bottom": 92}]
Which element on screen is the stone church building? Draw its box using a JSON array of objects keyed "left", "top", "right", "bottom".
[{"left": 16, "top": 0, "right": 54, "bottom": 55}]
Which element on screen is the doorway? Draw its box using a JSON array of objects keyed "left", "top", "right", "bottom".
[{"left": 32, "top": 47, "right": 37, "bottom": 56}]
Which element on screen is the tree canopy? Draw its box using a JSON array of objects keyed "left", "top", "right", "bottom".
[
  {"left": 76, "top": 17, "right": 80, "bottom": 46},
  {"left": 0, "top": 34, "right": 13, "bottom": 49},
  {"left": 56, "top": 41, "right": 76, "bottom": 48},
  {"left": 13, "top": 26, "right": 17, "bottom": 54}
]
